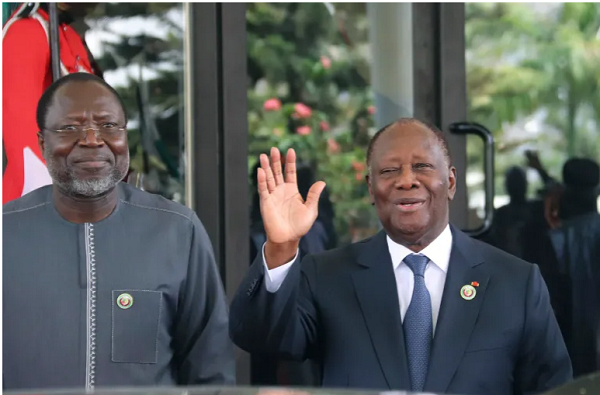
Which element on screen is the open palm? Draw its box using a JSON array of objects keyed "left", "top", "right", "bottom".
[{"left": 258, "top": 147, "right": 326, "bottom": 244}]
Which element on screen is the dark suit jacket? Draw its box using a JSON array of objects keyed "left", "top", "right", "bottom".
[{"left": 230, "top": 225, "right": 572, "bottom": 394}]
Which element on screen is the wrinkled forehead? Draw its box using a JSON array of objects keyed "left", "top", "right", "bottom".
[
  {"left": 374, "top": 122, "right": 444, "bottom": 160},
  {"left": 48, "top": 81, "right": 125, "bottom": 122}
]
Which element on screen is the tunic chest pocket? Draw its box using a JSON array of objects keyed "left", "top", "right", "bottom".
[{"left": 112, "top": 290, "right": 163, "bottom": 364}]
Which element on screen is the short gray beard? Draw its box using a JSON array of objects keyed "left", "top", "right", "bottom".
[{"left": 45, "top": 150, "right": 129, "bottom": 197}]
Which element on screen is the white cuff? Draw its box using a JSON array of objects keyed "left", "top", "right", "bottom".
[{"left": 262, "top": 242, "right": 298, "bottom": 293}]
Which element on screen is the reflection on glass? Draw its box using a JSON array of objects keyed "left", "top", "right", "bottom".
[
  {"left": 247, "top": 3, "right": 387, "bottom": 247},
  {"left": 465, "top": 3, "right": 600, "bottom": 213},
  {"left": 85, "top": 3, "right": 186, "bottom": 204}
]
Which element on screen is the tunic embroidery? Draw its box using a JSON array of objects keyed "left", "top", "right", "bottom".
[{"left": 85, "top": 223, "right": 97, "bottom": 390}]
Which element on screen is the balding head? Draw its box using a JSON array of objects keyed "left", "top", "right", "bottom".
[
  {"left": 366, "top": 118, "right": 451, "bottom": 176},
  {"left": 37, "top": 72, "right": 127, "bottom": 132}
]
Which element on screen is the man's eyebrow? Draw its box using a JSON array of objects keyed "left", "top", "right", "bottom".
[
  {"left": 94, "top": 113, "right": 120, "bottom": 119},
  {"left": 57, "top": 114, "right": 86, "bottom": 122}
]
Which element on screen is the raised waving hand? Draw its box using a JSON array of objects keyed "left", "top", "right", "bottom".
[{"left": 257, "top": 147, "right": 326, "bottom": 268}]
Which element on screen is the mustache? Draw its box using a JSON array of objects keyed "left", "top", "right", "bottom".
[{"left": 71, "top": 155, "right": 114, "bottom": 163}]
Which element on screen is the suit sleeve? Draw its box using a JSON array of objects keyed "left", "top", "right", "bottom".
[
  {"left": 173, "top": 214, "right": 235, "bottom": 385},
  {"left": 229, "top": 251, "right": 320, "bottom": 360},
  {"left": 2, "top": 19, "right": 49, "bottom": 200},
  {"left": 514, "top": 264, "right": 572, "bottom": 395}
]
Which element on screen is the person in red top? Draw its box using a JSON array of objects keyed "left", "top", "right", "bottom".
[{"left": 2, "top": 2, "right": 101, "bottom": 203}]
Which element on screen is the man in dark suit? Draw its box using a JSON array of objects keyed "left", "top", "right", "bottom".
[{"left": 230, "top": 118, "right": 572, "bottom": 394}]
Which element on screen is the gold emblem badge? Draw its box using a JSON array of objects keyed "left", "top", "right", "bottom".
[
  {"left": 116, "top": 293, "right": 133, "bottom": 309},
  {"left": 460, "top": 285, "right": 476, "bottom": 301}
]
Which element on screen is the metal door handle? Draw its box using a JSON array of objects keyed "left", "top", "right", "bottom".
[{"left": 449, "top": 122, "right": 495, "bottom": 237}]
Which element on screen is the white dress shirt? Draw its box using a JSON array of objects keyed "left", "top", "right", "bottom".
[{"left": 262, "top": 224, "right": 453, "bottom": 333}]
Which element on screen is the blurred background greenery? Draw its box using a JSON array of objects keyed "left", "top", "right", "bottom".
[{"left": 465, "top": 3, "right": 600, "bottom": 210}]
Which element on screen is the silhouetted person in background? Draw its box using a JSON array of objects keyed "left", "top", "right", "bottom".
[
  {"left": 488, "top": 166, "right": 531, "bottom": 258},
  {"left": 545, "top": 158, "right": 600, "bottom": 378},
  {"left": 486, "top": 151, "right": 559, "bottom": 261},
  {"left": 516, "top": 152, "right": 563, "bottom": 313}
]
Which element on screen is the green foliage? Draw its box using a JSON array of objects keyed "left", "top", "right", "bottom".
[{"left": 466, "top": 3, "right": 600, "bottom": 200}]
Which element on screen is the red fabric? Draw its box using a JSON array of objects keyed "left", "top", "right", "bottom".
[{"left": 2, "top": 8, "right": 94, "bottom": 203}]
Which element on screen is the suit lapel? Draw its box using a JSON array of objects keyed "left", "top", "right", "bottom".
[
  {"left": 424, "top": 226, "right": 490, "bottom": 393},
  {"left": 352, "top": 231, "right": 410, "bottom": 390}
]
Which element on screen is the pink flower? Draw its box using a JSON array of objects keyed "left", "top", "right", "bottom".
[
  {"left": 327, "top": 138, "right": 340, "bottom": 153},
  {"left": 355, "top": 172, "right": 365, "bottom": 182},
  {"left": 320, "top": 56, "right": 331, "bottom": 69},
  {"left": 272, "top": 128, "right": 283, "bottom": 137},
  {"left": 367, "top": 105, "right": 376, "bottom": 115},
  {"left": 320, "top": 121, "right": 330, "bottom": 131},
  {"left": 294, "top": 103, "right": 312, "bottom": 119},
  {"left": 263, "top": 98, "right": 282, "bottom": 111},
  {"left": 296, "top": 126, "right": 311, "bottom": 136},
  {"left": 352, "top": 161, "right": 366, "bottom": 172}
]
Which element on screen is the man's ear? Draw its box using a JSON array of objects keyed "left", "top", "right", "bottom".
[
  {"left": 37, "top": 131, "right": 45, "bottom": 158},
  {"left": 447, "top": 166, "right": 457, "bottom": 201},
  {"left": 366, "top": 174, "right": 375, "bottom": 205}
]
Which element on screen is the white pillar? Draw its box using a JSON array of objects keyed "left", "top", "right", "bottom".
[{"left": 367, "top": 3, "right": 413, "bottom": 128}]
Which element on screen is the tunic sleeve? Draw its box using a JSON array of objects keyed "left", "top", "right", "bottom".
[{"left": 172, "top": 213, "right": 236, "bottom": 384}]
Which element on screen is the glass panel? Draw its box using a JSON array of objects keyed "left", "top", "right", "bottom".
[
  {"left": 85, "top": 3, "right": 188, "bottom": 204},
  {"left": 465, "top": 2, "right": 600, "bottom": 250},
  {"left": 466, "top": 6, "right": 600, "bottom": 378},
  {"left": 247, "top": 3, "right": 417, "bottom": 252}
]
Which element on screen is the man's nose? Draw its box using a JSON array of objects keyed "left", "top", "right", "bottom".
[
  {"left": 79, "top": 128, "right": 104, "bottom": 147},
  {"left": 394, "top": 167, "right": 419, "bottom": 189}
]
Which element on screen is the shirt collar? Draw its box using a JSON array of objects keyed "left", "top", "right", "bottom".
[{"left": 386, "top": 224, "right": 453, "bottom": 273}]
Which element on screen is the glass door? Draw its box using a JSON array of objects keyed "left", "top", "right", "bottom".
[{"left": 85, "top": 3, "right": 190, "bottom": 205}]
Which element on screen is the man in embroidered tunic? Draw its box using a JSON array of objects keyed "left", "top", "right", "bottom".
[{"left": 3, "top": 73, "right": 235, "bottom": 390}]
